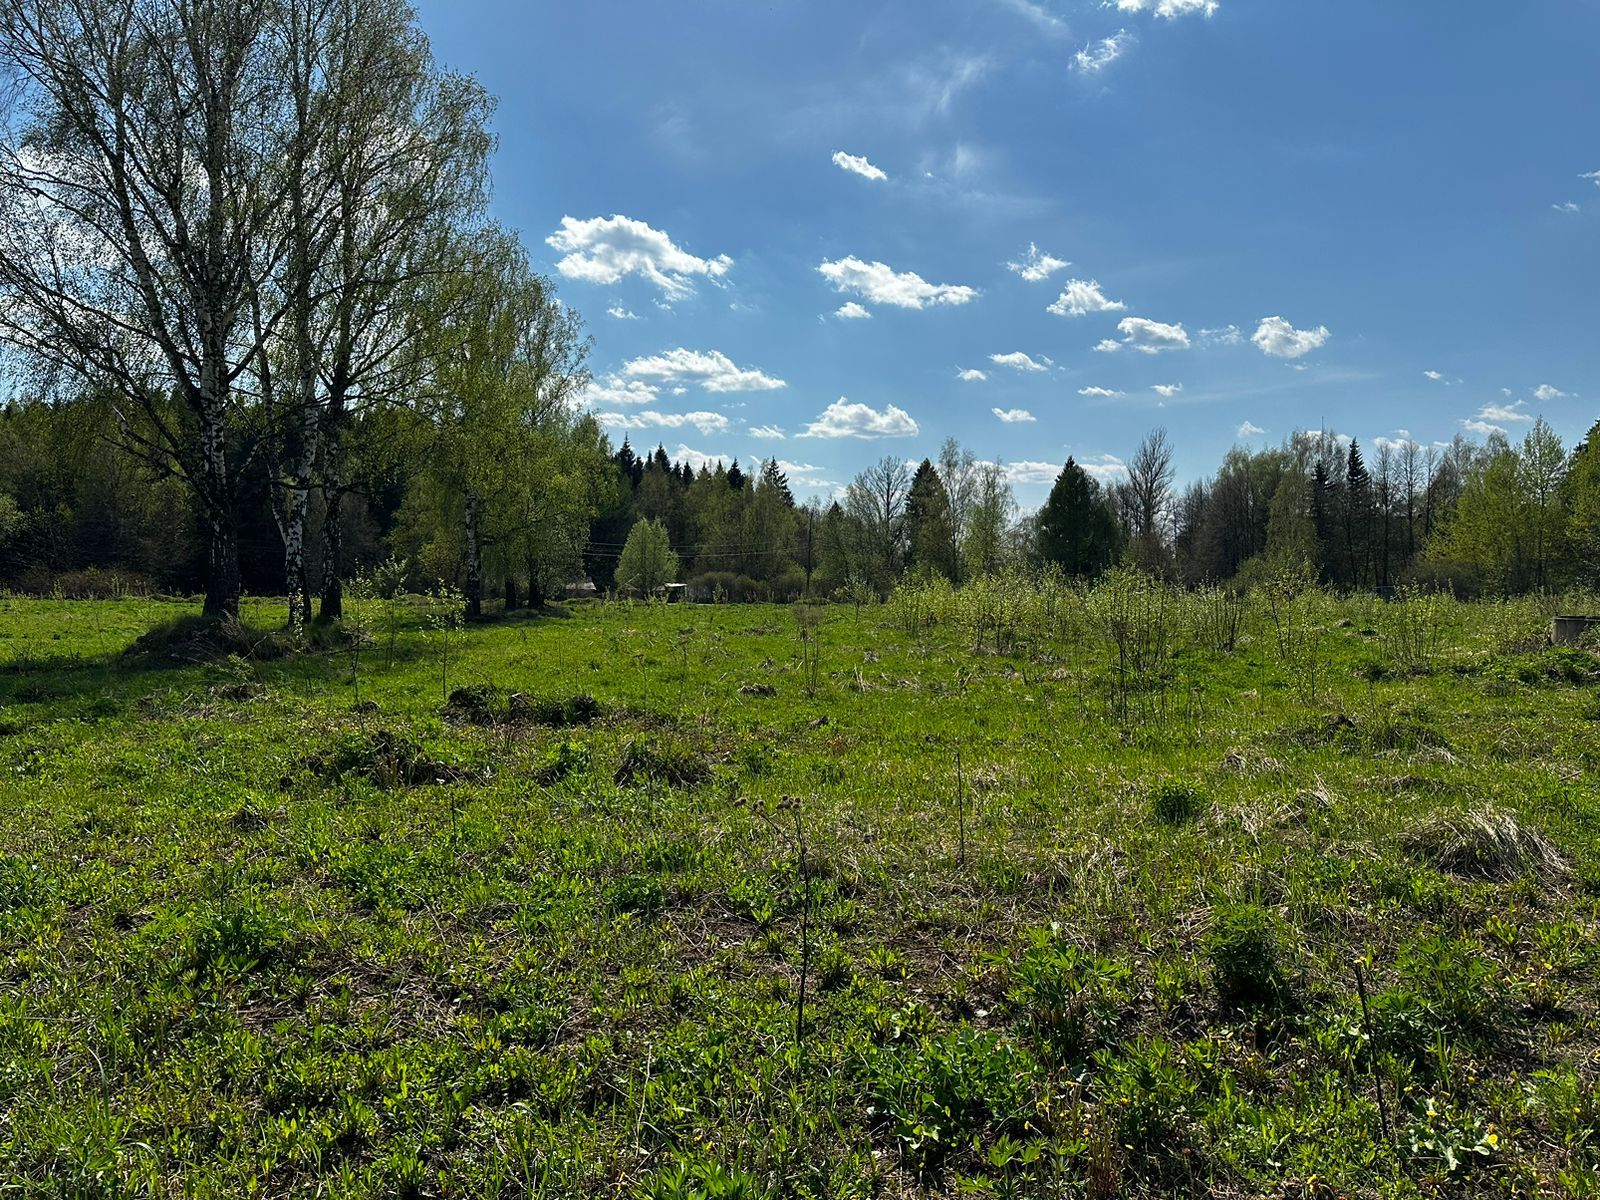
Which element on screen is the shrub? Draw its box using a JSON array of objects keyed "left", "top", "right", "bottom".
[
  {"left": 1205, "top": 902, "right": 1288, "bottom": 1010},
  {"left": 1149, "top": 781, "right": 1204, "bottom": 825},
  {"left": 1008, "top": 929, "right": 1130, "bottom": 1061},
  {"left": 1403, "top": 806, "right": 1568, "bottom": 882},
  {"left": 533, "top": 740, "right": 591, "bottom": 786}
]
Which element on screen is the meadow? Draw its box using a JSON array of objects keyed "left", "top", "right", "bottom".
[{"left": 1, "top": 577, "right": 1598, "bottom": 1199}]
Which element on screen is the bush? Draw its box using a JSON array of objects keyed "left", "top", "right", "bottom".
[
  {"left": 1008, "top": 929, "right": 1129, "bottom": 1062},
  {"left": 1205, "top": 902, "right": 1288, "bottom": 1010},
  {"left": 685, "top": 572, "right": 769, "bottom": 603}
]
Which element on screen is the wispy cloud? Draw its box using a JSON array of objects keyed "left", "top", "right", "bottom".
[
  {"left": 993, "top": 407, "right": 1037, "bottom": 423},
  {"left": 1113, "top": 0, "right": 1218, "bottom": 18},
  {"left": 1237, "top": 420, "right": 1266, "bottom": 437},
  {"left": 1079, "top": 386, "right": 1126, "bottom": 398},
  {"left": 1074, "top": 29, "right": 1134, "bottom": 73}
]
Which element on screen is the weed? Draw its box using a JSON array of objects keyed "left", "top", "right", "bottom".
[{"left": 1206, "top": 902, "right": 1289, "bottom": 1010}]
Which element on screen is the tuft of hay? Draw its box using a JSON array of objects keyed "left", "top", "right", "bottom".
[{"left": 1403, "top": 806, "right": 1570, "bottom": 883}]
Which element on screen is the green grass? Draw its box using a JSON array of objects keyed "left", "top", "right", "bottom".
[{"left": 1, "top": 589, "right": 1598, "bottom": 1198}]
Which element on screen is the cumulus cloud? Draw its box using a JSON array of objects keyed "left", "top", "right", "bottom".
[
  {"left": 547, "top": 215, "right": 732, "bottom": 300},
  {"left": 1153, "top": 383, "right": 1183, "bottom": 398},
  {"left": 748, "top": 424, "right": 786, "bottom": 439},
  {"left": 599, "top": 410, "right": 731, "bottom": 435},
  {"left": 1079, "top": 386, "right": 1126, "bottom": 398},
  {"left": 1094, "top": 339, "right": 1122, "bottom": 353},
  {"left": 1074, "top": 29, "right": 1134, "bottom": 72},
  {"left": 1476, "top": 400, "right": 1532, "bottom": 423},
  {"left": 1534, "top": 383, "right": 1569, "bottom": 401},
  {"left": 801, "top": 398, "right": 920, "bottom": 439},
  {"left": 622, "top": 348, "right": 786, "bottom": 393},
  {"left": 1115, "top": 316, "right": 1190, "bottom": 354},
  {"left": 671, "top": 444, "right": 730, "bottom": 473},
  {"left": 818, "top": 256, "right": 977, "bottom": 309},
  {"left": 1047, "top": 278, "right": 1126, "bottom": 317},
  {"left": 1006, "top": 461, "right": 1063, "bottom": 484},
  {"left": 1113, "top": 0, "right": 1218, "bottom": 16},
  {"left": 1374, "top": 435, "right": 1418, "bottom": 453},
  {"left": 1237, "top": 420, "right": 1266, "bottom": 437},
  {"left": 1424, "top": 370, "right": 1444, "bottom": 381},
  {"left": 607, "top": 306, "right": 638, "bottom": 320},
  {"left": 1006, "top": 243, "right": 1071, "bottom": 282},
  {"left": 1080, "top": 454, "right": 1129, "bottom": 481},
  {"left": 958, "top": 368, "right": 989, "bottom": 382},
  {"left": 832, "top": 151, "right": 888, "bottom": 182},
  {"left": 835, "top": 302, "right": 873, "bottom": 320},
  {"left": 993, "top": 408, "right": 1037, "bottom": 423},
  {"left": 1462, "top": 419, "right": 1505, "bottom": 437},
  {"left": 1252, "top": 316, "right": 1330, "bottom": 359},
  {"left": 577, "top": 375, "right": 660, "bottom": 407},
  {"left": 777, "top": 460, "right": 839, "bottom": 490},
  {"left": 990, "top": 351, "right": 1050, "bottom": 372}
]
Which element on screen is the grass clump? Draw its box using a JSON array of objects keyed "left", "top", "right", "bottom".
[
  {"left": 297, "top": 729, "right": 475, "bottom": 789},
  {"left": 1403, "top": 805, "right": 1569, "bottom": 882},
  {"left": 614, "top": 737, "right": 710, "bottom": 789},
  {"left": 1205, "top": 902, "right": 1289, "bottom": 1011},
  {"left": 1149, "top": 780, "right": 1205, "bottom": 825}
]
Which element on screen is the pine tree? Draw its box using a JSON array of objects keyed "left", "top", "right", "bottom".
[{"left": 1036, "top": 458, "right": 1119, "bottom": 577}]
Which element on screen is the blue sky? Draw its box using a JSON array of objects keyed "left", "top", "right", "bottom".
[{"left": 414, "top": 0, "right": 1599, "bottom": 502}]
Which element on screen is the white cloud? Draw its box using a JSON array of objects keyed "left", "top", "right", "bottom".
[
  {"left": 607, "top": 306, "right": 638, "bottom": 320},
  {"left": 1047, "top": 278, "right": 1127, "bottom": 317},
  {"left": 1424, "top": 370, "right": 1444, "bottom": 381},
  {"left": 1476, "top": 401, "right": 1532, "bottom": 423},
  {"left": 547, "top": 215, "right": 732, "bottom": 300},
  {"left": 1581, "top": 170, "right": 1600, "bottom": 187},
  {"left": 1006, "top": 243, "right": 1071, "bottom": 282},
  {"left": 1534, "top": 383, "right": 1569, "bottom": 401},
  {"left": 600, "top": 411, "right": 732, "bottom": 435},
  {"left": 1199, "top": 325, "right": 1244, "bottom": 347},
  {"left": 1113, "top": 0, "right": 1218, "bottom": 17},
  {"left": 818, "top": 256, "right": 977, "bottom": 309},
  {"left": 1252, "top": 316, "right": 1330, "bottom": 359},
  {"left": 1080, "top": 454, "right": 1128, "bottom": 481},
  {"left": 835, "top": 302, "right": 873, "bottom": 320},
  {"left": 1116, "top": 316, "right": 1190, "bottom": 353},
  {"left": 1075, "top": 29, "right": 1134, "bottom": 73},
  {"left": 577, "top": 375, "right": 659, "bottom": 407},
  {"left": 1374, "top": 435, "right": 1418, "bottom": 453},
  {"left": 1153, "top": 383, "right": 1183, "bottom": 398},
  {"left": 958, "top": 368, "right": 989, "bottom": 382},
  {"left": 1462, "top": 419, "right": 1505, "bottom": 437},
  {"left": 1006, "top": 461, "right": 1063, "bottom": 484},
  {"left": 1079, "top": 386, "right": 1126, "bottom": 398},
  {"left": 1094, "top": 339, "right": 1122, "bottom": 353},
  {"left": 990, "top": 351, "right": 1050, "bottom": 372},
  {"left": 1553, "top": 201, "right": 1581, "bottom": 214},
  {"left": 777, "top": 460, "right": 838, "bottom": 489},
  {"left": 993, "top": 407, "right": 1037, "bottom": 423},
  {"left": 832, "top": 151, "right": 888, "bottom": 182},
  {"left": 1237, "top": 420, "right": 1266, "bottom": 438},
  {"left": 671, "top": 444, "right": 730, "bottom": 473},
  {"left": 748, "top": 424, "right": 786, "bottom": 439},
  {"left": 801, "top": 398, "right": 920, "bottom": 439},
  {"left": 622, "top": 348, "right": 786, "bottom": 393}
]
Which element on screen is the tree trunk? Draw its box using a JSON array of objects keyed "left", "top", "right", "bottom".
[
  {"left": 284, "top": 401, "right": 318, "bottom": 628},
  {"left": 464, "top": 490, "right": 482, "bottom": 619},
  {"left": 505, "top": 578, "right": 518, "bottom": 610},
  {"left": 527, "top": 557, "right": 545, "bottom": 609},
  {"left": 318, "top": 434, "right": 346, "bottom": 620},
  {"left": 198, "top": 373, "right": 239, "bottom": 618}
]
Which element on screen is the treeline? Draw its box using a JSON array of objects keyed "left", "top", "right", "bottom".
[{"left": 595, "top": 417, "right": 1600, "bottom": 601}]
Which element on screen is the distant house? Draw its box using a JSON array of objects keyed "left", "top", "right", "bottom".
[{"left": 562, "top": 578, "right": 598, "bottom": 600}]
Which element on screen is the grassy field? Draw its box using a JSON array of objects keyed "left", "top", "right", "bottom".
[{"left": 1, "top": 584, "right": 1598, "bottom": 1199}]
